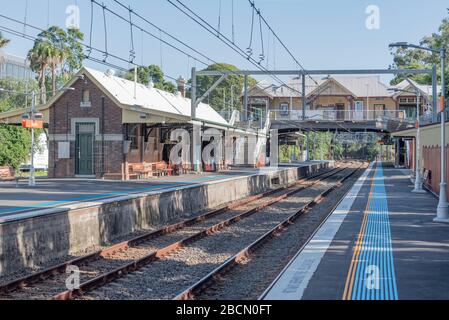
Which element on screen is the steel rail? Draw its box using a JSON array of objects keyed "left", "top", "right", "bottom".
[
  {"left": 0, "top": 166, "right": 338, "bottom": 295},
  {"left": 50, "top": 166, "right": 348, "bottom": 300},
  {"left": 173, "top": 164, "right": 364, "bottom": 300}
]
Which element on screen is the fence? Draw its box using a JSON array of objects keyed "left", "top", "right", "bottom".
[
  {"left": 422, "top": 145, "right": 449, "bottom": 199},
  {"left": 269, "top": 109, "right": 406, "bottom": 122}
]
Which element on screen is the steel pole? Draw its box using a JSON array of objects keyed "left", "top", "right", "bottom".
[
  {"left": 301, "top": 74, "right": 309, "bottom": 161},
  {"left": 29, "top": 91, "right": 36, "bottom": 187},
  {"left": 432, "top": 64, "right": 438, "bottom": 123},
  {"left": 435, "top": 48, "right": 449, "bottom": 222},
  {"left": 191, "top": 67, "right": 197, "bottom": 172},
  {"left": 244, "top": 75, "right": 248, "bottom": 122},
  {"left": 413, "top": 91, "right": 425, "bottom": 193}
]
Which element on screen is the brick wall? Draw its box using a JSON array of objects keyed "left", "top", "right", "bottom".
[{"left": 48, "top": 77, "right": 124, "bottom": 178}]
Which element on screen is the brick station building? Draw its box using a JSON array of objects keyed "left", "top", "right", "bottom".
[
  {"left": 0, "top": 67, "right": 258, "bottom": 180},
  {"left": 45, "top": 67, "right": 246, "bottom": 180}
]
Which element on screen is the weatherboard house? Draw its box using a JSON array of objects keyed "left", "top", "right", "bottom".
[{"left": 2, "top": 67, "right": 242, "bottom": 180}]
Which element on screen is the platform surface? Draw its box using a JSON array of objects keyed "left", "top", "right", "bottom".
[
  {"left": 263, "top": 162, "right": 449, "bottom": 300},
  {"left": 0, "top": 161, "right": 327, "bottom": 221}
]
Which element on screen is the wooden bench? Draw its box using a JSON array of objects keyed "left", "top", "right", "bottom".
[
  {"left": 154, "top": 161, "right": 173, "bottom": 177},
  {"left": 129, "top": 163, "right": 153, "bottom": 179},
  {"left": 0, "top": 167, "right": 19, "bottom": 187}
]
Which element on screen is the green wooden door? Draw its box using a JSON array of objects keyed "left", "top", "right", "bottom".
[{"left": 76, "top": 133, "right": 93, "bottom": 175}]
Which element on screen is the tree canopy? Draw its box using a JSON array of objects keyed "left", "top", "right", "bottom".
[
  {"left": 28, "top": 26, "right": 84, "bottom": 103},
  {"left": 0, "top": 125, "right": 32, "bottom": 169},
  {"left": 121, "top": 65, "right": 176, "bottom": 93},
  {"left": 194, "top": 63, "right": 258, "bottom": 111},
  {"left": 0, "top": 32, "right": 10, "bottom": 49},
  {"left": 390, "top": 8, "right": 449, "bottom": 96},
  {"left": 0, "top": 78, "right": 39, "bottom": 113}
]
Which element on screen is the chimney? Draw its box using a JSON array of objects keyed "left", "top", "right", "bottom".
[{"left": 177, "top": 76, "right": 186, "bottom": 97}]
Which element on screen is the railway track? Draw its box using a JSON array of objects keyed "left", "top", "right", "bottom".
[
  {"left": 174, "top": 163, "right": 365, "bottom": 300},
  {"left": 0, "top": 165, "right": 345, "bottom": 300},
  {"left": 76, "top": 164, "right": 360, "bottom": 300}
]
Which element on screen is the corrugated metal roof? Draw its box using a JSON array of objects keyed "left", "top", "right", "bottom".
[
  {"left": 331, "top": 76, "right": 390, "bottom": 97},
  {"left": 252, "top": 77, "right": 326, "bottom": 98},
  {"left": 252, "top": 76, "right": 414, "bottom": 98},
  {"left": 392, "top": 79, "right": 441, "bottom": 97},
  {"left": 84, "top": 67, "right": 229, "bottom": 126}
]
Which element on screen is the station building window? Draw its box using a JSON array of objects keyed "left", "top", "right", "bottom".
[
  {"left": 280, "top": 103, "right": 289, "bottom": 116},
  {"left": 129, "top": 125, "right": 139, "bottom": 150},
  {"left": 81, "top": 89, "right": 92, "bottom": 107}
]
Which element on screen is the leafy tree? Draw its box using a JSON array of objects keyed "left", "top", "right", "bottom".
[
  {"left": 0, "top": 32, "right": 10, "bottom": 49},
  {"left": 64, "top": 28, "right": 85, "bottom": 75},
  {"left": 194, "top": 63, "right": 258, "bottom": 111},
  {"left": 28, "top": 41, "right": 53, "bottom": 104},
  {"left": 0, "top": 125, "right": 32, "bottom": 169},
  {"left": 121, "top": 65, "right": 176, "bottom": 93},
  {"left": 28, "top": 26, "right": 84, "bottom": 103},
  {"left": 0, "top": 78, "right": 39, "bottom": 112},
  {"left": 366, "top": 143, "right": 381, "bottom": 161},
  {"left": 304, "top": 132, "right": 334, "bottom": 160},
  {"left": 390, "top": 9, "right": 449, "bottom": 96}
]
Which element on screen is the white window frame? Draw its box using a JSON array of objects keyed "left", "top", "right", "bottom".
[{"left": 279, "top": 103, "right": 289, "bottom": 116}]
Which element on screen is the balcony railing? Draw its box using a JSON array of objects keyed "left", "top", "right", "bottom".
[{"left": 269, "top": 109, "right": 408, "bottom": 122}]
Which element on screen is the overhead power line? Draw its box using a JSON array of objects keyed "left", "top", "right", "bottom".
[
  {"left": 166, "top": 0, "right": 303, "bottom": 96},
  {"left": 113, "top": 0, "right": 217, "bottom": 67},
  {"left": 248, "top": 0, "right": 320, "bottom": 88},
  {"left": 0, "top": 15, "right": 184, "bottom": 85},
  {"left": 90, "top": 0, "right": 210, "bottom": 66}
]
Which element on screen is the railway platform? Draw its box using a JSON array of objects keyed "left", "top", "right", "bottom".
[
  {"left": 263, "top": 162, "right": 449, "bottom": 300},
  {"left": 0, "top": 161, "right": 331, "bottom": 276},
  {"left": 0, "top": 162, "right": 328, "bottom": 223}
]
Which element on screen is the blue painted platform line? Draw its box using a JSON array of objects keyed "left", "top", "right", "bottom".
[{"left": 343, "top": 162, "right": 398, "bottom": 300}]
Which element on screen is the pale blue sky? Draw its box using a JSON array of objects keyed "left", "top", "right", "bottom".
[{"left": 1, "top": 0, "right": 448, "bottom": 83}]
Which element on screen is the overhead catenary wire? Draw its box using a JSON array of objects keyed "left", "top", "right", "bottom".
[
  {"left": 128, "top": 5, "right": 136, "bottom": 63},
  {"left": 217, "top": 0, "right": 222, "bottom": 37},
  {"left": 23, "top": 0, "right": 28, "bottom": 35},
  {"left": 258, "top": 11, "right": 264, "bottom": 64},
  {"left": 231, "top": 0, "right": 235, "bottom": 43},
  {"left": 116, "top": 0, "right": 300, "bottom": 96},
  {"left": 101, "top": 2, "right": 109, "bottom": 62},
  {"left": 248, "top": 0, "right": 320, "bottom": 89},
  {"left": 113, "top": 0, "right": 215, "bottom": 66},
  {"left": 166, "top": 0, "right": 303, "bottom": 96},
  {"left": 87, "top": 0, "right": 94, "bottom": 58},
  {"left": 0, "top": 16, "right": 186, "bottom": 87},
  {"left": 92, "top": 0, "right": 209, "bottom": 66},
  {"left": 246, "top": 4, "right": 255, "bottom": 57}
]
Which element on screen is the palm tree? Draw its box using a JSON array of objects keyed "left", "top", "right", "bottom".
[
  {"left": 48, "top": 47, "right": 65, "bottom": 93},
  {"left": 28, "top": 41, "right": 53, "bottom": 104},
  {"left": 37, "top": 27, "right": 70, "bottom": 95},
  {"left": 0, "top": 32, "right": 10, "bottom": 49}
]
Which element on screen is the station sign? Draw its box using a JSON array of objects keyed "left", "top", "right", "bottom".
[
  {"left": 21, "top": 113, "right": 44, "bottom": 129},
  {"left": 22, "top": 119, "right": 44, "bottom": 129}
]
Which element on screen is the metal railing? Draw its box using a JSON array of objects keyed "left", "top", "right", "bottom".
[
  {"left": 268, "top": 109, "right": 407, "bottom": 122},
  {"left": 419, "top": 109, "right": 449, "bottom": 126},
  {"left": 219, "top": 109, "right": 269, "bottom": 131}
]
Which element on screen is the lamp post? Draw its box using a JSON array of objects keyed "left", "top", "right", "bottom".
[
  {"left": 389, "top": 42, "right": 448, "bottom": 222},
  {"left": 29, "top": 91, "right": 36, "bottom": 186},
  {"left": 389, "top": 86, "right": 425, "bottom": 193},
  {"left": 0, "top": 86, "right": 75, "bottom": 187}
]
